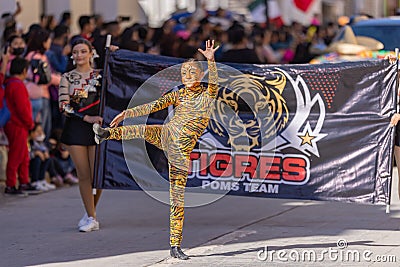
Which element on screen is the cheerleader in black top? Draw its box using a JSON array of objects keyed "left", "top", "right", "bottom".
[{"left": 58, "top": 38, "right": 105, "bottom": 232}]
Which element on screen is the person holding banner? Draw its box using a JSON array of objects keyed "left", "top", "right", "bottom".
[
  {"left": 388, "top": 54, "right": 400, "bottom": 201},
  {"left": 58, "top": 38, "right": 104, "bottom": 232},
  {"left": 93, "top": 40, "right": 219, "bottom": 260},
  {"left": 390, "top": 113, "right": 400, "bottom": 199},
  {"left": 386, "top": 55, "right": 400, "bottom": 201}
]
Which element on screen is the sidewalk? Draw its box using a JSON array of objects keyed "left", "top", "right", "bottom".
[{"left": 0, "top": 169, "right": 399, "bottom": 267}]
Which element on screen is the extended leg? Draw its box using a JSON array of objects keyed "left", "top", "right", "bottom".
[
  {"left": 93, "top": 124, "right": 145, "bottom": 142},
  {"left": 94, "top": 124, "right": 164, "bottom": 150}
]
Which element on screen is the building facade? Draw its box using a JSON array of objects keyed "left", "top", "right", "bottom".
[{"left": 0, "top": 0, "right": 399, "bottom": 35}]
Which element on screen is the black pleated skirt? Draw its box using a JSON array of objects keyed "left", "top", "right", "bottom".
[{"left": 61, "top": 117, "right": 96, "bottom": 146}]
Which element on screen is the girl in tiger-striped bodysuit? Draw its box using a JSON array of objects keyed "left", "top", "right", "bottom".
[{"left": 94, "top": 40, "right": 219, "bottom": 260}]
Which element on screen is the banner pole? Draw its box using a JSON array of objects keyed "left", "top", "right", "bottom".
[
  {"left": 397, "top": 47, "right": 399, "bottom": 114},
  {"left": 93, "top": 34, "right": 112, "bottom": 195},
  {"left": 387, "top": 48, "right": 399, "bottom": 213}
]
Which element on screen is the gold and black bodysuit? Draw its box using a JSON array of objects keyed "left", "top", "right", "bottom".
[{"left": 107, "top": 60, "right": 217, "bottom": 246}]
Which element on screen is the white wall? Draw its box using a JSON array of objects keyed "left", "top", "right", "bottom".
[
  {"left": 205, "top": 0, "right": 229, "bottom": 11},
  {"left": 45, "top": 0, "right": 70, "bottom": 24},
  {"left": 93, "top": 0, "right": 117, "bottom": 21},
  {"left": 139, "top": 0, "right": 175, "bottom": 27},
  {"left": 18, "top": 0, "right": 42, "bottom": 32},
  {"left": 70, "top": 0, "right": 92, "bottom": 34},
  {"left": 119, "top": 0, "right": 145, "bottom": 24},
  {"left": 0, "top": 0, "right": 16, "bottom": 15}
]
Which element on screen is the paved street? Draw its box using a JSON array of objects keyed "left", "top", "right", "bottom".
[{"left": 1, "top": 169, "right": 400, "bottom": 267}]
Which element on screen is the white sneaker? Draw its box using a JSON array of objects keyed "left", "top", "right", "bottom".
[
  {"left": 79, "top": 217, "right": 99, "bottom": 232},
  {"left": 42, "top": 180, "right": 56, "bottom": 190},
  {"left": 78, "top": 213, "right": 88, "bottom": 228},
  {"left": 32, "top": 181, "right": 48, "bottom": 191}
]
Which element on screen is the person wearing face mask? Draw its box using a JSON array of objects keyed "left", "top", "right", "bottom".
[
  {"left": 28, "top": 123, "right": 57, "bottom": 191},
  {"left": 9, "top": 38, "right": 25, "bottom": 57},
  {"left": 8, "top": 36, "right": 25, "bottom": 57},
  {"left": 4, "top": 57, "right": 39, "bottom": 196},
  {"left": 93, "top": 40, "right": 219, "bottom": 260},
  {"left": 1, "top": 35, "right": 26, "bottom": 77},
  {"left": 6, "top": 35, "right": 25, "bottom": 56}
]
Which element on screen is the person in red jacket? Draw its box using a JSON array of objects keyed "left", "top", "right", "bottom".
[{"left": 4, "top": 57, "right": 38, "bottom": 195}]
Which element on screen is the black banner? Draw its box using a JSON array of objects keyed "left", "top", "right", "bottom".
[{"left": 95, "top": 50, "right": 397, "bottom": 205}]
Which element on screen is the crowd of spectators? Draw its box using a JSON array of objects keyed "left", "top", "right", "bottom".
[{"left": 0, "top": 2, "right": 345, "bottom": 195}]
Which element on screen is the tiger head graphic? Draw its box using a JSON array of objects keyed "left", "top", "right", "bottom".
[{"left": 208, "top": 71, "right": 289, "bottom": 151}]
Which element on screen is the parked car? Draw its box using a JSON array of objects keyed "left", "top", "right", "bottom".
[
  {"left": 311, "top": 17, "right": 400, "bottom": 63},
  {"left": 351, "top": 17, "right": 400, "bottom": 51}
]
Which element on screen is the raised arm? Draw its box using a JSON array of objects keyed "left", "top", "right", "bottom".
[
  {"left": 198, "top": 40, "right": 219, "bottom": 98},
  {"left": 1, "top": 47, "right": 10, "bottom": 79}
]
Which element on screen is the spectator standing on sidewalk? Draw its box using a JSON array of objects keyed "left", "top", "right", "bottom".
[
  {"left": 3, "top": 56, "right": 39, "bottom": 195},
  {"left": 70, "top": 15, "right": 96, "bottom": 45},
  {"left": 58, "top": 11, "right": 72, "bottom": 31},
  {"left": 0, "top": 36, "right": 29, "bottom": 187},
  {"left": 388, "top": 55, "right": 400, "bottom": 202},
  {"left": 220, "top": 24, "right": 261, "bottom": 64},
  {"left": 25, "top": 28, "right": 61, "bottom": 139},
  {"left": 0, "top": 49, "right": 8, "bottom": 187},
  {"left": 46, "top": 24, "right": 71, "bottom": 130}
]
